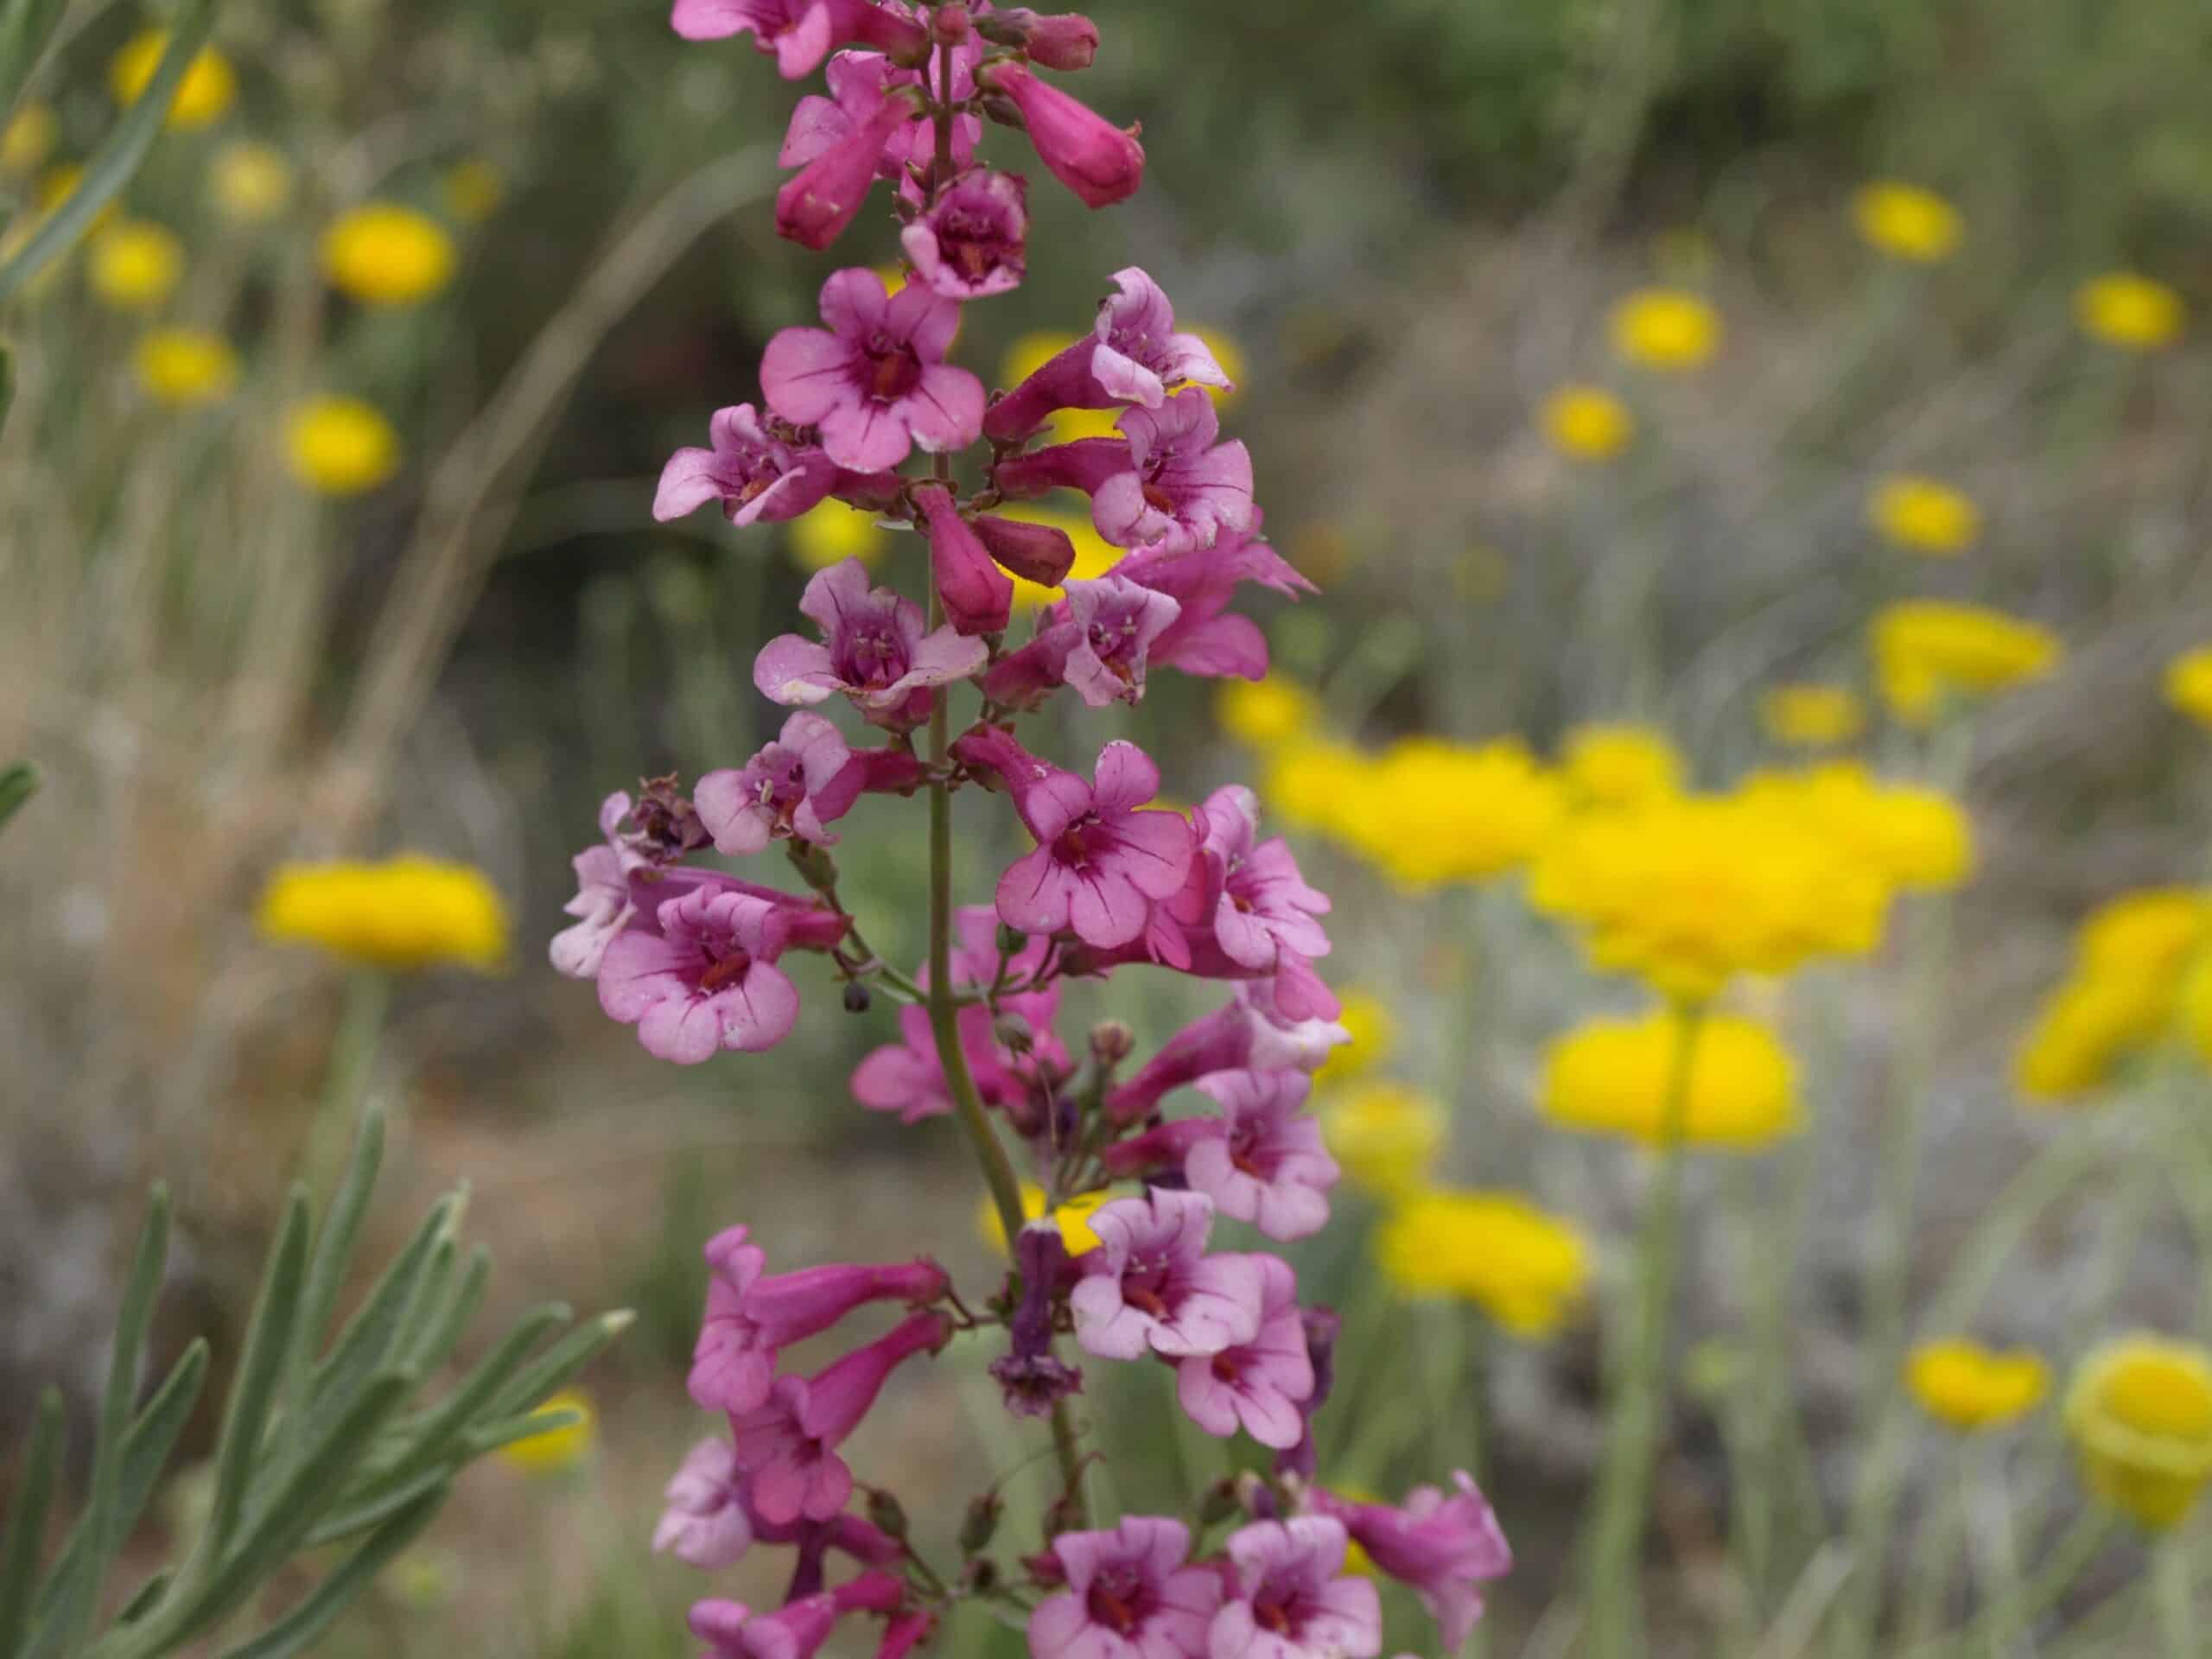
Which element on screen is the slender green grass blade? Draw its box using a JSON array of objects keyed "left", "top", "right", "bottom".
[
  {"left": 0, "top": 1389, "right": 64, "bottom": 1657},
  {"left": 208, "top": 1189, "right": 310, "bottom": 1550},
  {"left": 0, "top": 0, "right": 67, "bottom": 125},
  {"left": 213, "top": 1482, "right": 448, "bottom": 1659},
  {"left": 485, "top": 1310, "right": 632, "bottom": 1421}
]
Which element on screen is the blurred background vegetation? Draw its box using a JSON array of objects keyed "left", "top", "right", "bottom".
[{"left": 5, "top": 0, "right": 2212, "bottom": 1652}]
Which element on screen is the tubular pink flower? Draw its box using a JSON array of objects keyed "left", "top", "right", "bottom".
[
  {"left": 652, "top": 404, "right": 847, "bottom": 526},
  {"left": 1211, "top": 1517, "right": 1382, "bottom": 1659},
  {"left": 732, "top": 1313, "right": 950, "bottom": 1523},
  {"left": 690, "top": 1224, "right": 772, "bottom": 1412},
  {"left": 1310, "top": 1476, "right": 1512, "bottom": 1652},
  {"left": 777, "top": 85, "right": 926, "bottom": 249},
  {"left": 972, "top": 512, "right": 1077, "bottom": 586},
  {"left": 1175, "top": 1254, "right": 1313, "bottom": 1448},
  {"left": 982, "top": 263, "right": 1227, "bottom": 437},
  {"left": 1185, "top": 1070, "right": 1338, "bottom": 1242},
  {"left": 1106, "top": 992, "right": 1349, "bottom": 1123},
  {"left": 671, "top": 0, "right": 928, "bottom": 75},
  {"left": 952, "top": 728, "right": 1195, "bottom": 950},
  {"left": 991, "top": 436, "right": 1133, "bottom": 502},
  {"left": 696, "top": 712, "right": 865, "bottom": 856},
  {"left": 1097, "top": 1115, "right": 1221, "bottom": 1179},
  {"left": 599, "top": 887, "right": 802, "bottom": 1063},
  {"left": 1187, "top": 785, "right": 1331, "bottom": 971},
  {"left": 1091, "top": 390, "right": 1255, "bottom": 554},
  {"left": 654, "top": 1437, "right": 755, "bottom": 1568},
  {"left": 550, "top": 794, "right": 644, "bottom": 979},
  {"left": 1062, "top": 575, "right": 1181, "bottom": 708},
  {"left": 1071, "top": 1188, "right": 1264, "bottom": 1360},
  {"left": 901, "top": 168, "right": 1028, "bottom": 299},
  {"left": 690, "top": 1573, "right": 906, "bottom": 1659},
  {"left": 1027, "top": 1516, "right": 1224, "bottom": 1659},
  {"left": 761, "top": 268, "right": 985, "bottom": 471},
  {"left": 753, "top": 557, "right": 988, "bottom": 730},
  {"left": 977, "top": 59, "right": 1142, "bottom": 209},
  {"left": 976, "top": 7, "right": 1099, "bottom": 70},
  {"left": 874, "top": 1613, "right": 934, "bottom": 1659},
  {"left": 913, "top": 483, "right": 1014, "bottom": 636},
  {"left": 1122, "top": 528, "right": 1316, "bottom": 683},
  {"left": 741, "top": 1258, "right": 950, "bottom": 1345},
  {"left": 780, "top": 51, "right": 965, "bottom": 192}
]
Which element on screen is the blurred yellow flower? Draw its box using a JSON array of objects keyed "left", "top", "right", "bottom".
[
  {"left": 442, "top": 158, "right": 505, "bottom": 225},
  {"left": 321, "top": 202, "right": 456, "bottom": 306},
  {"left": 1759, "top": 683, "right": 1866, "bottom": 748},
  {"left": 1540, "top": 385, "right": 1635, "bottom": 461},
  {"left": 134, "top": 328, "right": 239, "bottom": 406},
  {"left": 1003, "top": 504, "right": 1121, "bottom": 606},
  {"left": 1541, "top": 1009, "right": 1800, "bottom": 1150},
  {"left": 2074, "top": 271, "right": 2184, "bottom": 352},
  {"left": 1851, "top": 181, "right": 1963, "bottom": 264},
  {"left": 1871, "top": 601, "right": 2061, "bottom": 728},
  {"left": 1907, "top": 1339, "right": 2049, "bottom": 1431},
  {"left": 1867, "top": 474, "right": 1980, "bottom": 556},
  {"left": 109, "top": 30, "right": 236, "bottom": 130},
  {"left": 1262, "top": 740, "right": 1371, "bottom": 841},
  {"left": 1561, "top": 723, "right": 1681, "bottom": 811},
  {"left": 1321, "top": 1081, "right": 1445, "bottom": 1198},
  {"left": 2015, "top": 889, "right": 2212, "bottom": 1102},
  {"left": 1217, "top": 676, "right": 1318, "bottom": 750},
  {"left": 789, "top": 499, "right": 889, "bottom": 570},
  {"left": 286, "top": 397, "right": 401, "bottom": 496},
  {"left": 35, "top": 163, "right": 118, "bottom": 236},
  {"left": 2066, "top": 1336, "right": 2212, "bottom": 1531},
  {"left": 1338, "top": 737, "right": 1565, "bottom": 889},
  {"left": 1530, "top": 790, "right": 1888, "bottom": 1000},
  {"left": 497, "top": 1389, "right": 595, "bottom": 1475},
  {"left": 209, "top": 142, "right": 293, "bottom": 223},
  {"left": 1374, "top": 1189, "right": 1589, "bottom": 1338},
  {"left": 1609, "top": 288, "right": 1720, "bottom": 372},
  {"left": 2164, "top": 647, "right": 2212, "bottom": 731},
  {"left": 1313, "top": 988, "right": 1395, "bottom": 1086},
  {"left": 256, "top": 855, "right": 508, "bottom": 972},
  {"left": 3, "top": 103, "right": 56, "bottom": 176},
  {"left": 1741, "top": 762, "right": 1974, "bottom": 893},
  {"left": 981, "top": 1184, "right": 1108, "bottom": 1255},
  {"left": 1000, "top": 330, "right": 1118, "bottom": 442},
  {"left": 87, "top": 220, "right": 183, "bottom": 310}
]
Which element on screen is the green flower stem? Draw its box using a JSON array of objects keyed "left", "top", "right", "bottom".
[
  {"left": 302, "top": 969, "right": 391, "bottom": 1202},
  {"left": 1587, "top": 997, "right": 1705, "bottom": 1659},
  {"left": 2155, "top": 1533, "right": 2197, "bottom": 1659},
  {"left": 1897, "top": 1442, "right": 1967, "bottom": 1647},
  {"left": 1899, "top": 1510, "right": 2112, "bottom": 1659}
]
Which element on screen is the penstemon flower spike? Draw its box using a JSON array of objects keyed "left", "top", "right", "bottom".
[{"left": 580, "top": 3, "right": 1516, "bottom": 1650}]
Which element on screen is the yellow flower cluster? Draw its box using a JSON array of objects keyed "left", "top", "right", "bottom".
[
  {"left": 2074, "top": 271, "right": 2184, "bottom": 353},
  {"left": 1759, "top": 683, "right": 1866, "bottom": 748},
  {"left": 1541, "top": 1008, "right": 1801, "bottom": 1151},
  {"left": 109, "top": 30, "right": 236, "bottom": 130},
  {"left": 1540, "top": 385, "right": 1635, "bottom": 462},
  {"left": 1738, "top": 762, "right": 1974, "bottom": 893},
  {"left": 1277, "top": 737, "right": 1564, "bottom": 892},
  {"left": 1609, "top": 288, "right": 1721, "bottom": 372},
  {"left": 135, "top": 328, "right": 239, "bottom": 406},
  {"left": 2165, "top": 646, "right": 2212, "bottom": 732},
  {"left": 321, "top": 202, "right": 457, "bottom": 307},
  {"left": 88, "top": 220, "right": 183, "bottom": 310},
  {"left": 1560, "top": 723, "right": 1681, "bottom": 811},
  {"left": 286, "top": 397, "right": 402, "bottom": 496},
  {"left": 255, "top": 855, "right": 508, "bottom": 973},
  {"left": 210, "top": 143, "right": 294, "bottom": 223},
  {"left": 1871, "top": 601, "right": 2062, "bottom": 728},
  {"left": 2066, "top": 1336, "right": 2212, "bottom": 1530},
  {"left": 1373, "top": 1188, "right": 1590, "bottom": 1338},
  {"left": 1851, "top": 181, "right": 1963, "bottom": 264},
  {"left": 1217, "top": 677, "right": 1320, "bottom": 752},
  {"left": 2014, "top": 889, "right": 2212, "bottom": 1101},
  {"left": 1906, "top": 1339, "right": 2049, "bottom": 1432},
  {"left": 1867, "top": 474, "right": 1980, "bottom": 556}
]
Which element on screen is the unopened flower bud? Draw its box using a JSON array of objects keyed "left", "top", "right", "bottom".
[
  {"left": 843, "top": 980, "right": 873, "bottom": 1014},
  {"left": 979, "top": 90, "right": 1026, "bottom": 130},
  {"left": 1233, "top": 1470, "right": 1278, "bottom": 1520},
  {"left": 931, "top": 2, "right": 970, "bottom": 45},
  {"left": 994, "top": 1010, "right": 1035, "bottom": 1052},
  {"left": 960, "top": 1491, "right": 1004, "bottom": 1554},
  {"left": 865, "top": 1488, "right": 910, "bottom": 1540},
  {"left": 1198, "top": 1478, "right": 1242, "bottom": 1526},
  {"left": 996, "top": 921, "right": 1029, "bottom": 957},
  {"left": 1088, "top": 1020, "right": 1135, "bottom": 1067},
  {"left": 999, "top": 8, "right": 1100, "bottom": 70}
]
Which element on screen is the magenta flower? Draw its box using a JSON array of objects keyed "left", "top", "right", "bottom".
[
  {"left": 1175, "top": 1253, "right": 1313, "bottom": 1449},
  {"left": 690, "top": 1572, "right": 905, "bottom": 1659},
  {"left": 1210, "top": 1517, "right": 1381, "bottom": 1659},
  {"left": 874, "top": 1613, "right": 935, "bottom": 1659},
  {"left": 671, "top": 0, "right": 927, "bottom": 75},
  {"left": 654, "top": 1437, "right": 754, "bottom": 1569},
  {"left": 731, "top": 1312, "right": 950, "bottom": 1523},
  {"left": 914, "top": 483, "right": 1014, "bottom": 636},
  {"left": 779, "top": 50, "right": 973, "bottom": 199},
  {"left": 1106, "top": 991, "right": 1349, "bottom": 1125},
  {"left": 652, "top": 405, "right": 846, "bottom": 527},
  {"left": 1092, "top": 391, "right": 1255, "bottom": 554},
  {"left": 1312, "top": 1476, "right": 1512, "bottom": 1652},
  {"left": 598, "top": 887, "right": 801, "bottom": 1063},
  {"left": 550, "top": 792, "right": 644, "bottom": 979},
  {"left": 1071, "top": 1188, "right": 1264, "bottom": 1360},
  {"left": 776, "top": 84, "right": 925, "bottom": 249},
  {"left": 753, "top": 557, "right": 987, "bottom": 729},
  {"left": 972, "top": 512, "right": 1077, "bottom": 588},
  {"left": 760, "top": 269, "right": 984, "bottom": 471},
  {"left": 985, "top": 267, "right": 1231, "bottom": 442},
  {"left": 1185, "top": 1070, "right": 1338, "bottom": 1242},
  {"left": 696, "top": 713, "right": 864, "bottom": 856},
  {"left": 951, "top": 728, "right": 1195, "bottom": 950},
  {"left": 743, "top": 1258, "right": 949, "bottom": 1344},
  {"left": 1027, "top": 1516, "right": 1224, "bottom": 1659},
  {"left": 977, "top": 8, "right": 1099, "bottom": 71},
  {"left": 1061, "top": 575, "right": 1182, "bottom": 708},
  {"left": 976, "top": 60, "right": 1142, "bottom": 209},
  {"left": 1190, "top": 786, "right": 1331, "bottom": 972},
  {"left": 991, "top": 1224, "right": 1084, "bottom": 1419},
  {"left": 689, "top": 1223, "right": 772, "bottom": 1413},
  {"left": 901, "top": 168, "right": 1027, "bottom": 299}
]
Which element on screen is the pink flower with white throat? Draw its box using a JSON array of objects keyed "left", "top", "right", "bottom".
[
  {"left": 761, "top": 268, "right": 984, "bottom": 471},
  {"left": 984, "top": 266, "right": 1231, "bottom": 442},
  {"left": 1186, "top": 1070, "right": 1338, "bottom": 1242},
  {"left": 950, "top": 728, "right": 1195, "bottom": 950},
  {"left": 597, "top": 887, "right": 801, "bottom": 1063},
  {"left": 1211, "top": 1517, "right": 1382, "bottom": 1659},
  {"left": 902, "top": 168, "right": 1027, "bottom": 299},
  {"left": 1311, "top": 1476, "right": 1512, "bottom": 1652},
  {"left": 1071, "top": 1188, "right": 1264, "bottom": 1360},
  {"left": 1175, "top": 1253, "right": 1313, "bottom": 1448},
  {"left": 550, "top": 792, "right": 644, "bottom": 979},
  {"left": 1092, "top": 389, "right": 1255, "bottom": 555},
  {"left": 1027, "top": 1516, "right": 1224, "bottom": 1659},
  {"left": 652, "top": 404, "right": 849, "bottom": 527},
  {"left": 1062, "top": 575, "right": 1181, "bottom": 708},
  {"left": 1192, "top": 785, "right": 1331, "bottom": 974},
  {"left": 671, "top": 0, "right": 927, "bottom": 77},
  {"left": 753, "top": 557, "right": 986, "bottom": 729},
  {"left": 695, "top": 713, "right": 863, "bottom": 856}
]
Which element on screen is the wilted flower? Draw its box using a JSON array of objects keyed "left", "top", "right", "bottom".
[
  {"left": 1759, "top": 683, "right": 1866, "bottom": 748},
  {"left": 1374, "top": 1189, "right": 1589, "bottom": 1338},
  {"left": 497, "top": 1389, "right": 596, "bottom": 1474},
  {"left": 1539, "top": 385, "right": 1634, "bottom": 461},
  {"left": 2074, "top": 271, "right": 2185, "bottom": 352},
  {"left": 2066, "top": 1336, "right": 2212, "bottom": 1530},
  {"left": 1541, "top": 1009, "right": 1800, "bottom": 1150},
  {"left": 88, "top": 220, "right": 183, "bottom": 310},
  {"left": 134, "top": 328, "right": 239, "bottom": 406},
  {"left": 2164, "top": 646, "right": 2212, "bottom": 731},
  {"left": 1906, "top": 1340, "right": 2049, "bottom": 1432},
  {"left": 1871, "top": 601, "right": 2061, "bottom": 728},
  {"left": 110, "top": 30, "right": 235, "bottom": 129},
  {"left": 285, "top": 396, "right": 402, "bottom": 496},
  {"left": 1608, "top": 288, "right": 1720, "bottom": 372},
  {"left": 1868, "top": 474, "right": 1980, "bottom": 556},
  {"left": 257, "top": 855, "right": 508, "bottom": 972},
  {"left": 1851, "top": 181, "right": 1963, "bottom": 263},
  {"left": 209, "top": 143, "right": 293, "bottom": 222},
  {"left": 321, "top": 202, "right": 458, "bottom": 306}
]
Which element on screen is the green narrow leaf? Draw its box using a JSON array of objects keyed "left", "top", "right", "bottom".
[
  {"left": 0, "top": 0, "right": 68, "bottom": 126},
  {"left": 0, "top": 0, "right": 216, "bottom": 306},
  {"left": 0, "top": 762, "right": 35, "bottom": 836},
  {"left": 386, "top": 1232, "right": 457, "bottom": 1375},
  {"left": 357, "top": 1302, "right": 568, "bottom": 1498},
  {"left": 292, "top": 1194, "right": 456, "bottom": 1461},
  {"left": 485, "top": 1310, "right": 633, "bottom": 1422},
  {"left": 114, "top": 1568, "right": 173, "bottom": 1625},
  {"left": 278, "top": 1105, "right": 385, "bottom": 1471},
  {"left": 0, "top": 1389, "right": 64, "bottom": 1657},
  {"left": 298, "top": 1465, "right": 448, "bottom": 1549},
  {"left": 404, "top": 1245, "right": 489, "bottom": 1377},
  {"left": 0, "top": 342, "right": 13, "bottom": 442},
  {"left": 208, "top": 1189, "right": 311, "bottom": 1551},
  {"left": 459, "top": 1406, "right": 582, "bottom": 1460},
  {"left": 213, "top": 1481, "right": 449, "bottom": 1659}
]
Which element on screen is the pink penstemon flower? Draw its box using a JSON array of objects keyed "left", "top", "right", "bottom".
[
  {"left": 902, "top": 168, "right": 1029, "bottom": 299},
  {"left": 984, "top": 265, "right": 1231, "bottom": 442},
  {"left": 1174, "top": 1252, "right": 1314, "bottom": 1448},
  {"left": 1310, "top": 1476, "right": 1513, "bottom": 1651},
  {"left": 695, "top": 712, "right": 864, "bottom": 855},
  {"left": 761, "top": 269, "right": 985, "bottom": 470},
  {"left": 1090, "top": 389, "right": 1255, "bottom": 553},
  {"left": 689, "top": 1570, "right": 906, "bottom": 1659},
  {"left": 598, "top": 886, "right": 804, "bottom": 1062},
  {"left": 1027, "top": 1516, "right": 1224, "bottom": 1659},
  {"left": 1211, "top": 1517, "right": 1382, "bottom": 1659},
  {"left": 1070, "top": 1187, "right": 1265, "bottom": 1360},
  {"left": 753, "top": 556, "right": 986, "bottom": 728},
  {"left": 1185, "top": 1069, "right": 1339, "bottom": 1242},
  {"left": 671, "top": 0, "right": 928, "bottom": 76}
]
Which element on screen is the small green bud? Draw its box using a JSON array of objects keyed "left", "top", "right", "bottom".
[{"left": 960, "top": 1490, "right": 1004, "bottom": 1554}]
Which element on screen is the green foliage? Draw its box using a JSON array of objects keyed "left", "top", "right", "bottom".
[
  {"left": 0, "top": 1107, "right": 629, "bottom": 1659},
  {"left": 0, "top": 763, "right": 34, "bottom": 836}
]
